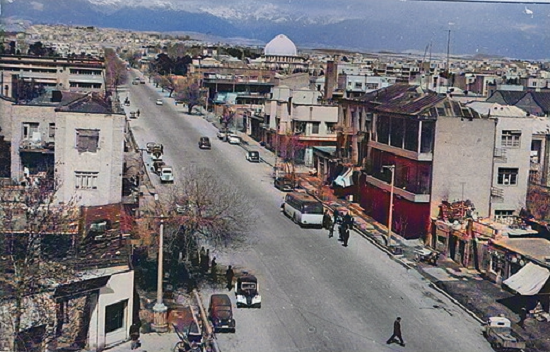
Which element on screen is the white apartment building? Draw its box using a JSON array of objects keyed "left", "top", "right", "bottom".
[{"left": 265, "top": 86, "right": 338, "bottom": 166}]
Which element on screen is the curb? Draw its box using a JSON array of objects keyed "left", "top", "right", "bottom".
[{"left": 317, "top": 199, "right": 486, "bottom": 325}]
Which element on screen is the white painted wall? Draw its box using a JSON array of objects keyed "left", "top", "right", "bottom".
[
  {"left": 55, "top": 112, "right": 125, "bottom": 206},
  {"left": 431, "top": 117, "right": 496, "bottom": 218},
  {"left": 88, "top": 269, "right": 134, "bottom": 351}
]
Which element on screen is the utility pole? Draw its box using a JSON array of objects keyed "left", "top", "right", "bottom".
[
  {"left": 152, "top": 219, "right": 168, "bottom": 332},
  {"left": 382, "top": 165, "right": 395, "bottom": 247}
]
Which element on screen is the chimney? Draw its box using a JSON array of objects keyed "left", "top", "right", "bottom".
[{"left": 324, "top": 60, "right": 338, "bottom": 100}]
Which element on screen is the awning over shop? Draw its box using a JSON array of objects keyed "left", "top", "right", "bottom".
[
  {"left": 503, "top": 262, "right": 550, "bottom": 295},
  {"left": 333, "top": 168, "right": 354, "bottom": 188}
]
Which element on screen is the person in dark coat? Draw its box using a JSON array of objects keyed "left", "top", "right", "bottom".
[
  {"left": 199, "top": 247, "right": 206, "bottom": 271},
  {"left": 333, "top": 209, "right": 340, "bottom": 225},
  {"left": 338, "top": 223, "right": 347, "bottom": 242},
  {"left": 327, "top": 216, "right": 334, "bottom": 238},
  {"left": 342, "top": 226, "right": 350, "bottom": 247},
  {"left": 129, "top": 322, "right": 141, "bottom": 350},
  {"left": 136, "top": 109, "right": 140, "bottom": 117},
  {"left": 519, "top": 307, "right": 527, "bottom": 328},
  {"left": 211, "top": 257, "right": 218, "bottom": 281},
  {"left": 322, "top": 210, "right": 331, "bottom": 230},
  {"left": 386, "top": 317, "right": 405, "bottom": 346},
  {"left": 225, "top": 266, "right": 234, "bottom": 291},
  {"left": 343, "top": 213, "right": 354, "bottom": 229}
]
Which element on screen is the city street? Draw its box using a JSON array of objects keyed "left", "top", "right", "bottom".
[{"left": 123, "top": 72, "right": 494, "bottom": 352}]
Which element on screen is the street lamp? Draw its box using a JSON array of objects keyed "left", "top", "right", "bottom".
[
  {"left": 382, "top": 165, "right": 395, "bottom": 247},
  {"left": 151, "top": 218, "right": 168, "bottom": 332}
]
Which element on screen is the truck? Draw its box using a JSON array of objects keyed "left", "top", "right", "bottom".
[{"left": 482, "top": 316, "right": 526, "bottom": 351}]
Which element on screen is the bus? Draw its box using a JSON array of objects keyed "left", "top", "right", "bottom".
[{"left": 282, "top": 192, "right": 324, "bottom": 228}]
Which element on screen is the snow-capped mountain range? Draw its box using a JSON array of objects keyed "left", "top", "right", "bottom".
[{"left": 2, "top": 0, "right": 549, "bottom": 60}]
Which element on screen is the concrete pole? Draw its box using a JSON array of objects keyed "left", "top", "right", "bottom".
[
  {"left": 383, "top": 165, "right": 395, "bottom": 247},
  {"left": 152, "top": 219, "right": 168, "bottom": 332}
]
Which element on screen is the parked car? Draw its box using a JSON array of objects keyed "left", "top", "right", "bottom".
[
  {"left": 198, "top": 136, "right": 211, "bottom": 149},
  {"left": 217, "top": 129, "right": 228, "bottom": 141},
  {"left": 159, "top": 165, "right": 174, "bottom": 183},
  {"left": 235, "top": 273, "right": 261, "bottom": 308},
  {"left": 245, "top": 150, "right": 260, "bottom": 162},
  {"left": 274, "top": 177, "right": 295, "bottom": 192},
  {"left": 150, "top": 161, "right": 165, "bottom": 175},
  {"left": 146, "top": 142, "right": 163, "bottom": 154},
  {"left": 483, "top": 316, "right": 525, "bottom": 351},
  {"left": 208, "top": 294, "right": 235, "bottom": 333},
  {"left": 156, "top": 99, "right": 164, "bottom": 105},
  {"left": 227, "top": 134, "right": 241, "bottom": 144}
]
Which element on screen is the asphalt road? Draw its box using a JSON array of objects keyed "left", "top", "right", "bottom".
[{"left": 123, "top": 71, "right": 494, "bottom": 352}]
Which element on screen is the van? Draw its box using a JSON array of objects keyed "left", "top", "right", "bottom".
[{"left": 208, "top": 294, "right": 235, "bottom": 333}]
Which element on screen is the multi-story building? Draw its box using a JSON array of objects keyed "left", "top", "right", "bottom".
[
  {"left": 334, "top": 84, "right": 496, "bottom": 239},
  {"left": 1, "top": 90, "right": 125, "bottom": 207},
  {"left": 0, "top": 54, "right": 105, "bottom": 99},
  {"left": 261, "top": 86, "right": 338, "bottom": 166}
]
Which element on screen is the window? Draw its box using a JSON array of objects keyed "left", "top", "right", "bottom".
[
  {"left": 105, "top": 300, "right": 127, "bottom": 334},
  {"left": 75, "top": 171, "right": 98, "bottom": 189},
  {"left": 49, "top": 123, "right": 55, "bottom": 138},
  {"left": 22, "top": 122, "right": 39, "bottom": 139},
  {"left": 501, "top": 130, "right": 521, "bottom": 148},
  {"left": 326, "top": 123, "right": 336, "bottom": 134},
  {"left": 311, "top": 122, "right": 320, "bottom": 134},
  {"left": 497, "top": 168, "right": 518, "bottom": 185},
  {"left": 495, "top": 210, "right": 514, "bottom": 219},
  {"left": 76, "top": 129, "right": 99, "bottom": 153}
]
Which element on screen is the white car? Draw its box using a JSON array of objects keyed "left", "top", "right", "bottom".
[
  {"left": 156, "top": 99, "right": 163, "bottom": 105},
  {"left": 227, "top": 134, "right": 241, "bottom": 144}
]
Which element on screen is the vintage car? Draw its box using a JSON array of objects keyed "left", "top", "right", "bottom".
[
  {"left": 198, "top": 136, "right": 211, "bottom": 149},
  {"left": 208, "top": 294, "right": 235, "bottom": 333},
  {"left": 146, "top": 142, "right": 163, "bottom": 154},
  {"left": 227, "top": 134, "right": 241, "bottom": 145},
  {"left": 483, "top": 316, "right": 525, "bottom": 351},
  {"left": 159, "top": 165, "right": 174, "bottom": 183},
  {"left": 235, "top": 273, "right": 261, "bottom": 308},
  {"left": 245, "top": 150, "right": 260, "bottom": 163},
  {"left": 274, "top": 177, "right": 295, "bottom": 192},
  {"left": 150, "top": 161, "right": 165, "bottom": 175}
]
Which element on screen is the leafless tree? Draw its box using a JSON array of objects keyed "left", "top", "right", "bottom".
[
  {"left": 0, "top": 182, "right": 80, "bottom": 352},
  {"left": 173, "top": 79, "right": 204, "bottom": 114},
  {"left": 104, "top": 48, "right": 128, "bottom": 96},
  {"left": 153, "top": 166, "right": 255, "bottom": 262}
]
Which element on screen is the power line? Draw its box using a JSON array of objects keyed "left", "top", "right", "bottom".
[{"left": 410, "top": 0, "right": 550, "bottom": 4}]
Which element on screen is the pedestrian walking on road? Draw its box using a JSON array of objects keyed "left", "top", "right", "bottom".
[
  {"left": 225, "top": 265, "right": 235, "bottom": 291},
  {"left": 136, "top": 109, "right": 140, "bottom": 117},
  {"left": 386, "top": 317, "right": 405, "bottom": 346},
  {"left": 333, "top": 209, "right": 340, "bottom": 225},
  {"left": 327, "top": 217, "right": 334, "bottom": 238},
  {"left": 342, "top": 227, "right": 350, "bottom": 247},
  {"left": 322, "top": 210, "right": 331, "bottom": 230},
  {"left": 343, "top": 213, "right": 354, "bottom": 229},
  {"left": 338, "top": 222, "right": 347, "bottom": 242}
]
